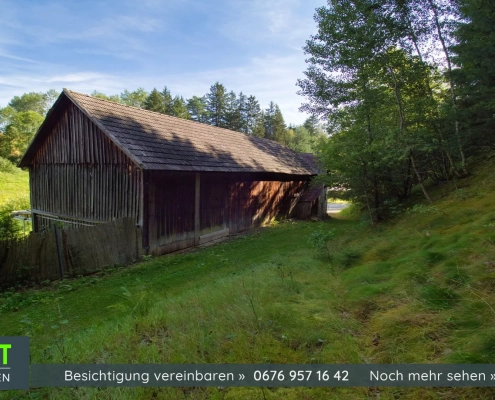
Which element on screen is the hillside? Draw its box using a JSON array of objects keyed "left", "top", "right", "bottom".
[
  {"left": 0, "top": 167, "right": 28, "bottom": 205},
  {"left": 1, "top": 157, "right": 495, "bottom": 399}
]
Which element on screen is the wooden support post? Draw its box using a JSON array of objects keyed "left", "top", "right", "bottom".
[
  {"left": 32, "top": 212, "right": 39, "bottom": 233},
  {"left": 53, "top": 224, "right": 64, "bottom": 279},
  {"left": 194, "top": 173, "right": 201, "bottom": 246},
  {"left": 142, "top": 170, "right": 150, "bottom": 254}
]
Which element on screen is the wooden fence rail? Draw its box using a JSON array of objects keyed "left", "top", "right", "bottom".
[{"left": 0, "top": 218, "right": 142, "bottom": 288}]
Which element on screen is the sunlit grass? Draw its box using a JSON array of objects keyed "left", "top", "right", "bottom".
[
  {"left": 0, "top": 168, "right": 29, "bottom": 205},
  {"left": 2, "top": 158, "right": 495, "bottom": 398}
]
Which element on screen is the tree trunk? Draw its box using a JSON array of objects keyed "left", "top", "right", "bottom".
[
  {"left": 410, "top": 151, "right": 433, "bottom": 203},
  {"left": 428, "top": 0, "right": 468, "bottom": 176},
  {"left": 405, "top": 15, "right": 460, "bottom": 178}
]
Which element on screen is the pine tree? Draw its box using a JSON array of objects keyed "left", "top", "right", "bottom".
[
  {"left": 172, "top": 96, "right": 190, "bottom": 119},
  {"left": 303, "top": 116, "right": 320, "bottom": 136},
  {"left": 225, "top": 91, "right": 242, "bottom": 131},
  {"left": 252, "top": 110, "right": 265, "bottom": 138},
  {"left": 161, "top": 87, "right": 174, "bottom": 115},
  {"left": 273, "top": 105, "right": 288, "bottom": 144},
  {"left": 452, "top": 0, "right": 495, "bottom": 146},
  {"left": 143, "top": 88, "right": 165, "bottom": 113},
  {"left": 245, "top": 95, "right": 262, "bottom": 135},
  {"left": 264, "top": 102, "right": 277, "bottom": 140},
  {"left": 205, "top": 82, "right": 227, "bottom": 127},
  {"left": 237, "top": 92, "right": 248, "bottom": 133},
  {"left": 187, "top": 96, "right": 208, "bottom": 123},
  {"left": 263, "top": 102, "right": 287, "bottom": 143}
]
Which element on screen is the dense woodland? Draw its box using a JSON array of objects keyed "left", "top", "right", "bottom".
[
  {"left": 0, "top": 83, "right": 325, "bottom": 168},
  {"left": 298, "top": 0, "right": 495, "bottom": 222}
]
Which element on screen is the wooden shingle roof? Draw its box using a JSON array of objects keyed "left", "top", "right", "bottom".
[{"left": 34, "top": 89, "right": 315, "bottom": 175}]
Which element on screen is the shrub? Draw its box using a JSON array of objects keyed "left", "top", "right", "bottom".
[
  {"left": 0, "top": 195, "right": 31, "bottom": 240},
  {"left": 0, "top": 156, "right": 16, "bottom": 173}
]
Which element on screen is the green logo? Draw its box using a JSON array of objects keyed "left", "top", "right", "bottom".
[{"left": 0, "top": 344, "right": 11, "bottom": 365}]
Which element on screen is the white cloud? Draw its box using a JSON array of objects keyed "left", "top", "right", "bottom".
[
  {"left": 0, "top": 52, "right": 311, "bottom": 125},
  {"left": 0, "top": 52, "right": 41, "bottom": 64},
  {"left": 0, "top": 0, "right": 323, "bottom": 125},
  {"left": 219, "top": 0, "right": 319, "bottom": 50},
  {"left": 123, "top": 53, "right": 311, "bottom": 124},
  {"left": 0, "top": 71, "right": 121, "bottom": 106}
]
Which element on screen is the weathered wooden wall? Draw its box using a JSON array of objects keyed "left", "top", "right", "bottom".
[
  {"left": 29, "top": 102, "right": 142, "bottom": 230},
  {"left": 0, "top": 218, "right": 142, "bottom": 287},
  {"left": 146, "top": 171, "right": 196, "bottom": 254},
  {"left": 23, "top": 98, "right": 312, "bottom": 256},
  {"left": 228, "top": 179, "right": 305, "bottom": 233},
  {"left": 200, "top": 173, "right": 229, "bottom": 235},
  {"left": 146, "top": 171, "right": 307, "bottom": 255}
]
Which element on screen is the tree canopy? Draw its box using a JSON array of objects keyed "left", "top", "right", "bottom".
[
  {"left": 1, "top": 84, "right": 322, "bottom": 166},
  {"left": 298, "top": 0, "right": 493, "bottom": 222}
]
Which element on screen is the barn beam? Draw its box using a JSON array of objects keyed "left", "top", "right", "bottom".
[
  {"left": 194, "top": 173, "right": 200, "bottom": 246},
  {"left": 142, "top": 170, "right": 150, "bottom": 254}
]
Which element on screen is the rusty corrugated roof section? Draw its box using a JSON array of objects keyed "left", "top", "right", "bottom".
[{"left": 64, "top": 90, "right": 318, "bottom": 175}]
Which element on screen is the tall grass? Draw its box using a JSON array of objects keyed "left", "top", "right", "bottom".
[
  {"left": 0, "top": 159, "right": 28, "bottom": 205},
  {"left": 0, "top": 158, "right": 30, "bottom": 238},
  {"left": 2, "top": 158, "right": 495, "bottom": 398}
]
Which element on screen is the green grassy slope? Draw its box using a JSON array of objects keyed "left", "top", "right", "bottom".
[
  {"left": 0, "top": 168, "right": 28, "bottom": 205},
  {"left": 2, "top": 158, "right": 495, "bottom": 399}
]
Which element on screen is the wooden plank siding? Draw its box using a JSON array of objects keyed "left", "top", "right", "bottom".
[
  {"left": 146, "top": 171, "right": 196, "bottom": 255},
  {"left": 228, "top": 179, "right": 306, "bottom": 234},
  {"left": 29, "top": 102, "right": 142, "bottom": 230},
  {"left": 200, "top": 173, "right": 229, "bottom": 235},
  {"left": 147, "top": 171, "right": 308, "bottom": 256},
  {"left": 22, "top": 91, "right": 318, "bottom": 256}
]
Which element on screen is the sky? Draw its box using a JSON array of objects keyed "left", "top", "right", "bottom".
[{"left": 0, "top": 0, "right": 326, "bottom": 125}]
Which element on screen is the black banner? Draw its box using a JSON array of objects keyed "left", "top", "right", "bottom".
[{"left": 27, "top": 364, "right": 495, "bottom": 388}]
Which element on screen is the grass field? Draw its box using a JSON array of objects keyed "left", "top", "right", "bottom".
[
  {"left": 2, "top": 158, "right": 495, "bottom": 398},
  {"left": 0, "top": 168, "right": 28, "bottom": 205}
]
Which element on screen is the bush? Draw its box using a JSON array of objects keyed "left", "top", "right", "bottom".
[
  {"left": 0, "top": 195, "right": 31, "bottom": 240},
  {"left": 338, "top": 202, "right": 361, "bottom": 219},
  {"left": 0, "top": 156, "right": 16, "bottom": 173},
  {"left": 308, "top": 229, "right": 335, "bottom": 250}
]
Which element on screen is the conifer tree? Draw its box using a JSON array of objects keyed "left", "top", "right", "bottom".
[
  {"left": 225, "top": 91, "right": 241, "bottom": 131},
  {"left": 172, "top": 96, "right": 190, "bottom": 119},
  {"left": 205, "top": 82, "right": 227, "bottom": 127},
  {"left": 245, "top": 95, "right": 262, "bottom": 135},
  {"left": 452, "top": 0, "right": 495, "bottom": 146},
  {"left": 237, "top": 92, "right": 248, "bottom": 133},
  {"left": 143, "top": 88, "right": 165, "bottom": 113},
  {"left": 273, "top": 105, "right": 288, "bottom": 144},
  {"left": 187, "top": 96, "right": 208, "bottom": 123},
  {"left": 264, "top": 101, "right": 277, "bottom": 140},
  {"left": 161, "top": 87, "right": 174, "bottom": 115},
  {"left": 264, "top": 102, "right": 287, "bottom": 143}
]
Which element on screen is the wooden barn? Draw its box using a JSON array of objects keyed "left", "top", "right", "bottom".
[{"left": 19, "top": 89, "right": 324, "bottom": 255}]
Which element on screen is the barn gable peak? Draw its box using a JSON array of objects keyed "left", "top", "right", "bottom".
[{"left": 20, "top": 89, "right": 318, "bottom": 176}]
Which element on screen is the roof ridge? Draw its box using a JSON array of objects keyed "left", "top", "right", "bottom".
[
  {"left": 57, "top": 89, "right": 318, "bottom": 175},
  {"left": 64, "top": 89, "right": 266, "bottom": 139}
]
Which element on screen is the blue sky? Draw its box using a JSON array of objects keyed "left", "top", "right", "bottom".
[{"left": 0, "top": 0, "right": 325, "bottom": 125}]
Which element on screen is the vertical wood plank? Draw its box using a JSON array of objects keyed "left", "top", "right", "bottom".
[{"left": 194, "top": 172, "right": 200, "bottom": 246}]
